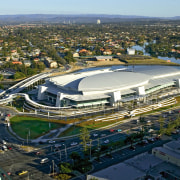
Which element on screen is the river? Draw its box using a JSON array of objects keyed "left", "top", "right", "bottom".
[{"left": 132, "top": 44, "right": 180, "bottom": 64}]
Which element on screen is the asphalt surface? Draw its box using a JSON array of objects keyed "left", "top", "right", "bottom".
[{"left": 0, "top": 106, "right": 180, "bottom": 180}]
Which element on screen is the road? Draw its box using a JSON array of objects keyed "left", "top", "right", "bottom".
[
  {"left": 0, "top": 107, "right": 21, "bottom": 145},
  {"left": 0, "top": 106, "right": 180, "bottom": 180}
]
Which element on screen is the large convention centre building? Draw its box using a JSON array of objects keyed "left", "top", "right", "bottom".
[{"left": 37, "top": 66, "right": 180, "bottom": 108}]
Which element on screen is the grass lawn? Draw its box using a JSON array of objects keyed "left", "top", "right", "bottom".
[
  {"left": 59, "top": 126, "right": 83, "bottom": 137},
  {"left": 10, "top": 116, "right": 64, "bottom": 139},
  {"left": 59, "top": 119, "right": 121, "bottom": 137},
  {"left": 122, "top": 57, "right": 180, "bottom": 66},
  {"left": 59, "top": 97, "right": 180, "bottom": 137}
]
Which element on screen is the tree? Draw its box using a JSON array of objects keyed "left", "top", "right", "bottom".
[
  {"left": 125, "top": 133, "right": 137, "bottom": 147},
  {"left": 59, "top": 162, "right": 72, "bottom": 174},
  {"left": 89, "top": 177, "right": 98, "bottom": 180},
  {"left": 139, "top": 116, "right": 146, "bottom": 124},
  {"left": 70, "top": 152, "right": 81, "bottom": 162},
  {"left": 0, "top": 84, "right": 4, "bottom": 89},
  {"left": 159, "top": 116, "right": 165, "bottom": 136},
  {"left": 70, "top": 152, "right": 81, "bottom": 167},
  {"left": 174, "top": 116, "right": 180, "bottom": 128},
  {"left": 0, "top": 74, "right": 3, "bottom": 81},
  {"left": 64, "top": 51, "right": 76, "bottom": 64},
  {"left": 79, "top": 127, "right": 91, "bottom": 152},
  {"left": 54, "top": 174, "right": 71, "bottom": 180},
  {"left": 13, "top": 72, "right": 26, "bottom": 80}
]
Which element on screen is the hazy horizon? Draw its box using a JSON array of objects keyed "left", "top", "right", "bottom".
[{"left": 0, "top": 0, "right": 180, "bottom": 18}]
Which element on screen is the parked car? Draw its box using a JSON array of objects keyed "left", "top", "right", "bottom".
[
  {"left": 7, "top": 146, "right": 12, "bottom": 150},
  {"left": 18, "top": 170, "right": 28, "bottom": 176},
  {"left": 54, "top": 144, "right": 61, "bottom": 148},
  {"left": 40, "top": 158, "right": 49, "bottom": 164},
  {"left": 148, "top": 138, "right": 155, "bottom": 143},
  {"left": 35, "top": 151, "right": 41, "bottom": 155},
  {"left": 1, "top": 172, "right": 11, "bottom": 177},
  {"left": 117, "top": 129, "right": 122, "bottom": 132},
  {"left": 130, "top": 114, "right": 135, "bottom": 117},
  {"left": 110, "top": 129, "right": 115, "bottom": 132},
  {"left": 130, "top": 146, "right": 136, "bottom": 150},
  {"left": 142, "top": 139, "right": 148, "bottom": 144},
  {"left": 104, "top": 139, "right": 109, "bottom": 144},
  {"left": 48, "top": 140, "right": 55, "bottom": 144},
  {"left": 101, "top": 134, "right": 106, "bottom": 137},
  {"left": 2, "top": 140, "right": 7, "bottom": 145},
  {"left": 93, "top": 133, "right": 98, "bottom": 137},
  {"left": 2, "top": 145, "right": 8, "bottom": 151},
  {"left": 71, "top": 142, "right": 78, "bottom": 146}
]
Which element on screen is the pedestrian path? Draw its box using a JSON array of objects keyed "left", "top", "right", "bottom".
[{"left": 31, "top": 123, "right": 73, "bottom": 143}]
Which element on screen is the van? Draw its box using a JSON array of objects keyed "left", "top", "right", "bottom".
[{"left": 40, "top": 158, "right": 49, "bottom": 164}]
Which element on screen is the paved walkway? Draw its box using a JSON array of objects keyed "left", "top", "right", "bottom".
[{"left": 31, "top": 123, "right": 73, "bottom": 143}]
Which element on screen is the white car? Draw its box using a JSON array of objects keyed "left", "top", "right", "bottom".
[
  {"left": 2, "top": 140, "right": 7, "bottom": 145},
  {"left": 54, "top": 144, "right": 61, "bottom": 148},
  {"left": 71, "top": 142, "right": 78, "bottom": 146},
  {"left": 104, "top": 139, "right": 109, "bottom": 144},
  {"left": 101, "top": 134, "right": 106, "bottom": 137},
  {"left": 40, "top": 158, "right": 49, "bottom": 164},
  {"left": 2, "top": 145, "right": 7, "bottom": 151},
  {"left": 142, "top": 139, "right": 148, "bottom": 144},
  {"left": 48, "top": 140, "right": 55, "bottom": 144},
  {"left": 93, "top": 133, "right": 98, "bottom": 137}
]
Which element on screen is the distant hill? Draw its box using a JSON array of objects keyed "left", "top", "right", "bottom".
[{"left": 0, "top": 14, "right": 179, "bottom": 24}]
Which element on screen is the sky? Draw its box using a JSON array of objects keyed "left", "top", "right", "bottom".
[{"left": 0, "top": 0, "right": 180, "bottom": 17}]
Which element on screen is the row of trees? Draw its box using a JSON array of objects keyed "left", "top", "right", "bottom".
[
  {"left": 0, "top": 61, "right": 45, "bottom": 80},
  {"left": 159, "top": 114, "right": 180, "bottom": 136},
  {"left": 54, "top": 111, "right": 180, "bottom": 179}
]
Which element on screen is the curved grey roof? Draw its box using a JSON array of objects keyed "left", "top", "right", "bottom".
[{"left": 78, "top": 71, "right": 150, "bottom": 92}]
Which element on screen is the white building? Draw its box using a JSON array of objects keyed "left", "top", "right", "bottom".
[
  {"left": 127, "top": 48, "right": 135, "bottom": 55},
  {"left": 44, "top": 58, "right": 58, "bottom": 68},
  {"left": 37, "top": 66, "right": 180, "bottom": 108}
]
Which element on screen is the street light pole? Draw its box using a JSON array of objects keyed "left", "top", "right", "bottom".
[
  {"left": 59, "top": 150, "right": 61, "bottom": 161},
  {"left": 27, "top": 133, "right": 28, "bottom": 144},
  {"left": 63, "top": 144, "right": 67, "bottom": 161},
  {"left": 28, "top": 128, "right": 30, "bottom": 137},
  {"left": 52, "top": 160, "right": 55, "bottom": 177},
  {"left": 26, "top": 128, "right": 30, "bottom": 144},
  {"left": 89, "top": 139, "right": 92, "bottom": 160},
  {"left": 98, "top": 138, "right": 100, "bottom": 150}
]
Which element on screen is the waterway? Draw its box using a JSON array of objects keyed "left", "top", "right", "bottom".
[
  {"left": 132, "top": 44, "right": 180, "bottom": 64},
  {"left": 77, "top": 43, "right": 180, "bottom": 73}
]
